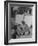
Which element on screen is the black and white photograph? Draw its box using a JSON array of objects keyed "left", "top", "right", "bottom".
[{"left": 4, "top": 1, "right": 37, "bottom": 45}]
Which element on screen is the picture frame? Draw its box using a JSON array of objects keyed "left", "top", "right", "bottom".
[{"left": 4, "top": 1, "right": 37, "bottom": 45}]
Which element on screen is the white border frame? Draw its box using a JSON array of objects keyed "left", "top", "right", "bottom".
[{"left": 8, "top": 2, "right": 36, "bottom": 43}]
